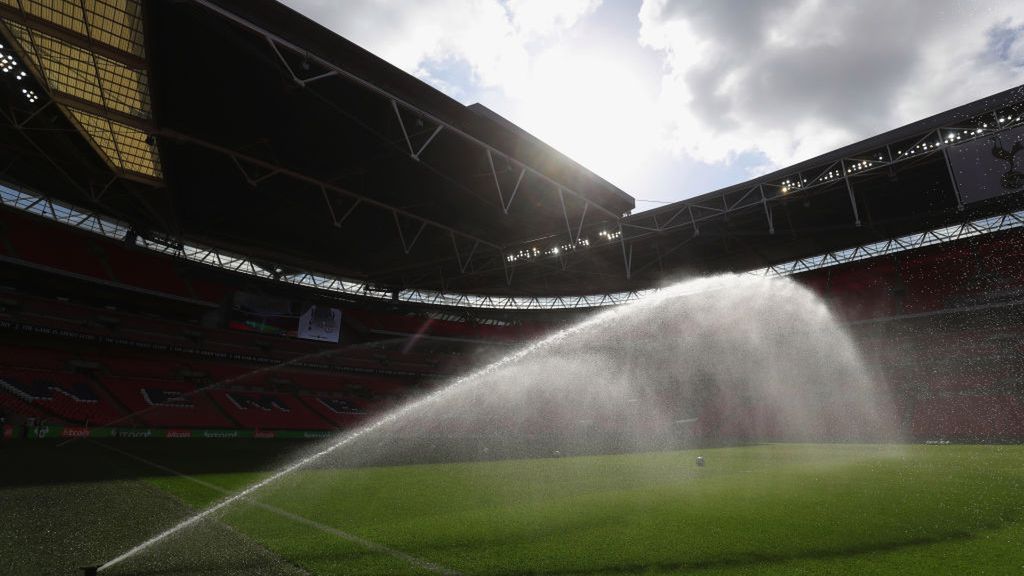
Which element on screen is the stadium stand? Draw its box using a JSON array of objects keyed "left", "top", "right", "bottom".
[
  {"left": 1, "top": 92, "right": 1023, "bottom": 441},
  {"left": 796, "top": 227, "right": 1024, "bottom": 321},
  {"left": 0, "top": 250, "right": 480, "bottom": 431},
  {"left": 102, "top": 377, "right": 233, "bottom": 429},
  {"left": 346, "top": 309, "right": 543, "bottom": 342},
  {"left": 3, "top": 220, "right": 1023, "bottom": 440},
  {"left": 0, "top": 368, "right": 122, "bottom": 425},
  {"left": 208, "top": 389, "right": 331, "bottom": 430}
]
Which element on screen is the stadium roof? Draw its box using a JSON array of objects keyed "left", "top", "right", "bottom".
[
  {"left": 612, "top": 85, "right": 1024, "bottom": 286},
  {"left": 0, "top": 1, "right": 1023, "bottom": 305},
  {"left": 0, "top": 0, "right": 633, "bottom": 296}
]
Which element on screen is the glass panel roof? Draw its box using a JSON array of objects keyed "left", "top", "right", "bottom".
[
  {"left": 0, "top": 0, "right": 157, "bottom": 180},
  {"left": 69, "top": 107, "right": 161, "bottom": 177},
  {"left": 0, "top": 0, "right": 144, "bottom": 57},
  {"left": 6, "top": 21, "right": 149, "bottom": 117}
]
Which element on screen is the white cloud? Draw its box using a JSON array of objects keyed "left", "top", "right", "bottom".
[
  {"left": 282, "top": 0, "right": 599, "bottom": 91},
  {"left": 281, "top": 0, "right": 670, "bottom": 195},
  {"left": 282, "top": 0, "right": 1024, "bottom": 202},
  {"left": 639, "top": 0, "right": 1024, "bottom": 170},
  {"left": 507, "top": 0, "right": 602, "bottom": 38}
]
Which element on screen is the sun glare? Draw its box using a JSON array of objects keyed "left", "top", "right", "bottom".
[{"left": 515, "top": 46, "right": 660, "bottom": 190}]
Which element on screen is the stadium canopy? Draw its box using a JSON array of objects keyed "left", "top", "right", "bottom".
[
  {"left": 0, "top": 0, "right": 634, "bottom": 297},
  {"left": 0, "top": 1, "right": 1023, "bottom": 307}
]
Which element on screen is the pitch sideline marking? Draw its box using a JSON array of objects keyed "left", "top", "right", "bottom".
[{"left": 92, "top": 441, "right": 461, "bottom": 575}]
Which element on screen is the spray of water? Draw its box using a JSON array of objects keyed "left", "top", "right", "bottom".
[{"left": 98, "top": 274, "right": 898, "bottom": 572}]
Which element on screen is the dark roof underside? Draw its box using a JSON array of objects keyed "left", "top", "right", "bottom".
[{"left": 0, "top": 0, "right": 1022, "bottom": 300}]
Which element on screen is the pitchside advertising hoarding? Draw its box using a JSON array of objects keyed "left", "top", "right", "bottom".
[
  {"left": 948, "top": 124, "right": 1024, "bottom": 204},
  {"left": 230, "top": 293, "right": 342, "bottom": 343},
  {"left": 6, "top": 426, "right": 332, "bottom": 440}
]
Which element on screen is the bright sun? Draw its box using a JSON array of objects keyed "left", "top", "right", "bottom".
[{"left": 512, "top": 46, "right": 660, "bottom": 191}]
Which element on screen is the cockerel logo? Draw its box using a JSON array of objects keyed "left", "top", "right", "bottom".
[{"left": 991, "top": 139, "right": 1024, "bottom": 190}]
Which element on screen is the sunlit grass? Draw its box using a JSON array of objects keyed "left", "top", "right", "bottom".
[{"left": 145, "top": 444, "right": 1024, "bottom": 575}]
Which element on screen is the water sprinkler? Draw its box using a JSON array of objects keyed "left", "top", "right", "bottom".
[
  {"left": 696, "top": 456, "right": 705, "bottom": 467},
  {"left": 80, "top": 567, "right": 99, "bottom": 576}
]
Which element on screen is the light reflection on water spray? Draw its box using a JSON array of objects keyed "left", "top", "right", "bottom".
[
  {"left": 99, "top": 274, "right": 897, "bottom": 571},
  {"left": 98, "top": 301, "right": 605, "bottom": 572}
]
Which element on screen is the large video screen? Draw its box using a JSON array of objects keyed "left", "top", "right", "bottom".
[{"left": 228, "top": 292, "right": 342, "bottom": 343}]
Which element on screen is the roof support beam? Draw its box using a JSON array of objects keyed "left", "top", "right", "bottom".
[
  {"left": 451, "top": 232, "right": 479, "bottom": 274},
  {"left": 843, "top": 171, "right": 862, "bottom": 227},
  {"left": 415, "top": 125, "right": 443, "bottom": 160},
  {"left": 50, "top": 93, "right": 154, "bottom": 132},
  {"left": 230, "top": 156, "right": 278, "bottom": 186},
  {"left": 158, "top": 128, "right": 502, "bottom": 251},
  {"left": 619, "top": 223, "right": 632, "bottom": 280},
  {"left": 0, "top": 105, "right": 89, "bottom": 195},
  {"left": 559, "top": 187, "right": 588, "bottom": 243},
  {"left": 622, "top": 111, "right": 1021, "bottom": 245},
  {"left": 487, "top": 150, "right": 525, "bottom": 214},
  {"left": 391, "top": 99, "right": 415, "bottom": 159},
  {"left": 321, "top": 187, "right": 360, "bottom": 228},
  {"left": 502, "top": 256, "right": 515, "bottom": 286},
  {"left": 191, "top": 0, "right": 623, "bottom": 222},
  {"left": 393, "top": 212, "right": 427, "bottom": 255},
  {"left": 388, "top": 99, "right": 443, "bottom": 161},
  {"left": 942, "top": 146, "right": 964, "bottom": 211},
  {"left": 630, "top": 231, "right": 698, "bottom": 278},
  {"left": 727, "top": 185, "right": 759, "bottom": 211},
  {"left": 13, "top": 98, "right": 53, "bottom": 129},
  {"left": 760, "top": 184, "right": 774, "bottom": 234},
  {"left": 266, "top": 37, "right": 338, "bottom": 87},
  {"left": 0, "top": 4, "right": 146, "bottom": 68}
]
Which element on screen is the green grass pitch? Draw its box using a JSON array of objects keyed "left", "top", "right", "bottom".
[
  {"left": 117, "top": 443, "right": 1024, "bottom": 574},
  {"left": 4, "top": 442, "right": 1024, "bottom": 575}
]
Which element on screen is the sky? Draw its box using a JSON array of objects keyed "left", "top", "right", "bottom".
[{"left": 281, "top": 0, "right": 1024, "bottom": 210}]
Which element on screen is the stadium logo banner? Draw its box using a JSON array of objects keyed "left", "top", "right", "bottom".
[
  {"left": 198, "top": 429, "right": 254, "bottom": 439},
  {"left": 61, "top": 426, "right": 91, "bottom": 438},
  {"left": 949, "top": 124, "right": 1024, "bottom": 203},
  {"left": 297, "top": 305, "right": 342, "bottom": 343},
  {"left": 115, "top": 428, "right": 157, "bottom": 438}
]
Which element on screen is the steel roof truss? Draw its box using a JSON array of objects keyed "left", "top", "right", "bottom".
[
  {"left": 558, "top": 186, "right": 588, "bottom": 243},
  {"left": 192, "top": 0, "right": 621, "bottom": 222},
  {"left": 487, "top": 149, "right": 525, "bottom": 215},
  {"left": 320, "top": 187, "right": 359, "bottom": 228},
  {"left": 450, "top": 232, "right": 479, "bottom": 274},
  {"left": 393, "top": 211, "right": 427, "bottom": 255}
]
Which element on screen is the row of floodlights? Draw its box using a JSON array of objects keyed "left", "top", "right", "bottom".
[
  {"left": 547, "top": 238, "right": 591, "bottom": 257},
  {"left": 780, "top": 114, "right": 1024, "bottom": 191},
  {"left": 780, "top": 178, "right": 806, "bottom": 193},
  {"left": 846, "top": 158, "right": 883, "bottom": 174},
  {"left": 0, "top": 44, "right": 37, "bottom": 104},
  {"left": 900, "top": 117, "right": 1023, "bottom": 157},
  {"left": 506, "top": 234, "right": 612, "bottom": 263}
]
